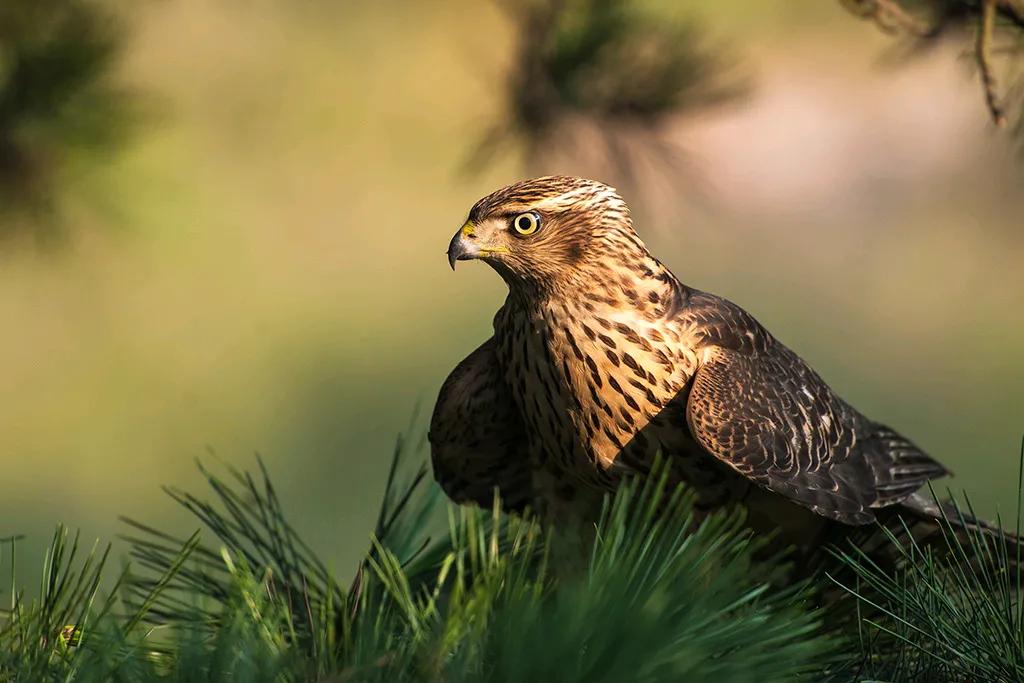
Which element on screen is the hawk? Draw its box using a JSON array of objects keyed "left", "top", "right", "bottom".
[{"left": 429, "top": 175, "right": 968, "bottom": 548}]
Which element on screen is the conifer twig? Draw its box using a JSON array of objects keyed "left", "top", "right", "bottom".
[
  {"left": 978, "top": 0, "right": 1009, "bottom": 126},
  {"left": 840, "top": 0, "right": 932, "bottom": 36},
  {"left": 843, "top": 0, "right": 1023, "bottom": 132}
]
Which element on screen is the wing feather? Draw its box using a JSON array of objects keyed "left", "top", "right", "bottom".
[
  {"left": 682, "top": 293, "right": 948, "bottom": 525},
  {"left": 429, "top": 337, "right": 533, "bottom": 511}
]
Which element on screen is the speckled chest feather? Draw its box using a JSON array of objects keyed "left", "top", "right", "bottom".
[{"left": 493, "top": 283, "right": 736, "bottom": 508}]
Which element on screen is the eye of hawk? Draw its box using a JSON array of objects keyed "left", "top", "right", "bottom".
[{"left": 512, "top": 212, "right": 540, "bottom": 236}]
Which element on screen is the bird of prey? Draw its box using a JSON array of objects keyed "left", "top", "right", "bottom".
[{"left": 429, "top": 175, "right": 969, "bottom": 548}]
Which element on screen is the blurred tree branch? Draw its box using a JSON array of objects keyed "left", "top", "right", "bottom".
[
  {"left": 842, "top": 0, "right": 1024, "bottom": 133},
  {"left": 0, "top": 0, "right": 139, "bottom": 241},
  {"left": 467, "top": 0, "right": 749, "bottom": 195}
]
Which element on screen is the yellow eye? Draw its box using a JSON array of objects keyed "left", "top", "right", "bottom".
[{"left": 512, "top": 212, "right": 540, "bottom": 236}]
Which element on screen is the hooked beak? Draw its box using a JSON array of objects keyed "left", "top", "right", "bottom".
[{"left": 446, "top": 221, "right": 479, "bottom": 271}]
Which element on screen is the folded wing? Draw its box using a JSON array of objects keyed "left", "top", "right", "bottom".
[
  {"left": 429, "top": 337, "right": 533, "bottom": 511},
  {"left": 684, "top": 298, "right": 947, "bottom": 525}
]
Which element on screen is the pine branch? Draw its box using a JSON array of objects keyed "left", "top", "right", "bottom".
[{"left": 842, "top": 0, "right": 1024, "bottom": 134}]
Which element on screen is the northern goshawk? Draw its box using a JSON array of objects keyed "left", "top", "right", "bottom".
[{"left": 430, "top": 176, "right": 972, "bottom": 549}]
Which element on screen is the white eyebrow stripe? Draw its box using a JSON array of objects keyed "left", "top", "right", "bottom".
[{"left": 533, "top": 186, "right": 617, "bottom": 211}]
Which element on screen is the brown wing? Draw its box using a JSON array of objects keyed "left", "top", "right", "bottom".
[
  {"left": 428, "top": 337, "right": 533, "bottom": 512},
  {"left": 682, "top": 293, "right": 948, "bottom": 525}
]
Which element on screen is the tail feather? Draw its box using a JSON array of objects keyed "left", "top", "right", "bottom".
[
  {"left": 860, "top": 492, "right": 1024, "bottom": 574},
  {"left": 857, "top": 425, "right": 1021, "bottom": 573},
  {"left": 867, "top": 426, "right": 949, "bottom": 508},
  {"left": 864, "top": 428, "right": 950, "bottom": 507}
]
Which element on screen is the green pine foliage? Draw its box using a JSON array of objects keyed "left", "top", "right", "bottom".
[
  {"left": 830, "top": 446, "right": 1024, "bottom": 682},
  {"left": 2, "top": 436, "right": 1024, "bottom": 681}
]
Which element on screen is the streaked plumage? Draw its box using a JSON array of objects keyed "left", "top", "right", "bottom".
[{"left": 430, "top": 176, "right": 961, "bottom": 548}]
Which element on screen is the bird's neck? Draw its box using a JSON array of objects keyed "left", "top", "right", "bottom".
[{"left": 510, "top": 253, "right": 689, "bottom": 324}]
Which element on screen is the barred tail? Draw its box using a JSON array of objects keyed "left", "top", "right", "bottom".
[{"left": 859, "top": 492, "right": 1024, "bottom": 573}]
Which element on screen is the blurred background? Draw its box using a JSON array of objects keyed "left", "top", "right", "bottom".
[{"left": 1, "top": 0, "right": 1022, "bottom": 587}]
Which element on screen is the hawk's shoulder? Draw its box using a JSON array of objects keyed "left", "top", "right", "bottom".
[{"left": 674, "top": 288, "right": 775, "bottom": 355}]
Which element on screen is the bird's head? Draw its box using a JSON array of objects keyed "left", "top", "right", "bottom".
[{"left": 447, "top": 176, "right": 645, "bottom": 294}]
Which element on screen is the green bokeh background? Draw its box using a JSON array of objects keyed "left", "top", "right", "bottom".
[{"left": 2, "top": 0, "right": 1022, "bottom": 587}]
